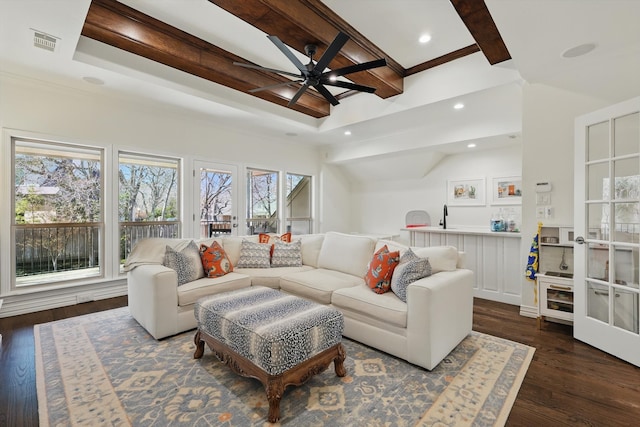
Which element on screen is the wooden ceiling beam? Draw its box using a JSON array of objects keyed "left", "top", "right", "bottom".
[
  {"left": 81, "top": 0, "right": 330, "bottom": 118},
  {"left": 449, "top": 0, "right": 511, "bottom": 65},
  {"left": 208, "top": 0, "right": 404, "bottom": 99}
]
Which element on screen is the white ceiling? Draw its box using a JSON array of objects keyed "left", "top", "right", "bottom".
[{"left": 1, "top": 0, "right": 639, "bottom": 175}]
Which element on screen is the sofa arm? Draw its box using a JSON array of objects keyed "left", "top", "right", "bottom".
[
  {"left": 406, "top": 268, "right": 474, "bottom": 370},
  {"left": 127, "top": 264, "right": 179, "bottom": 340}
]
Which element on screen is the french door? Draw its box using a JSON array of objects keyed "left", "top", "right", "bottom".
[
  {"left": 193, "top": 161, "right": 239, "bottom": 238},
  {"left": 574, "top": 97, "right": 640, "bottom": 367}
]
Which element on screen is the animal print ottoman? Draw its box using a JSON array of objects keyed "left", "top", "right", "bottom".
[{"left": 193, "top": 286, "right": 346, "bottom": 422}]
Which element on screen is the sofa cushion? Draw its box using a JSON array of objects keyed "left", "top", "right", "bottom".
[
  {"left": 280, "top": 269, "right": 363, "bottom": 304},
  {"left": 271, "top": 239, "right": 303, "bottom": 267},
  {"left": 235, "top": 240, "right": 271, "bottom": 268},
  {"left": 162, "top": 241, "right": 204, "bottom": 286},
  {"left": 199, "top": 241, "right": 233, "bottom": 277},
  {"left": 374, "top": 239, "right": 408, "bottom": 256},
  {"left": 391, "top": 248, "right": 432, "bottom": 303},
  {"left": 296, "top": 234, "right": 325, "bottom": 267},
  {"left": 411, "top": 246, "right": 458, "bottom": 273},
  {"left": 364, "top": 245, "right": 400, "bottom": 294},
  {"left": 177, "top": 273, "right": 252, "bottom": 306},
  {"left": 332, "top": 284, "right": 408, "bottom": 328},
  {"left": 317, "top": 232, "right": 376, "bottom": 277},
  {"left": 234, "top": 265, "right": 313, "bottom": 288}
]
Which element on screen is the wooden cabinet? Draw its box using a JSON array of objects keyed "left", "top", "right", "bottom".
[
  {"left": 538, "top": 274, "right": 573, "bottom": 325},
  {"left": 537, "top": 225, "right": 574, "bottom": 327}
]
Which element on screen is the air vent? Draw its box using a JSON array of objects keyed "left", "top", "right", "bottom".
[{"left": 33, "top": 31, "right": 58, "bottom": 52}]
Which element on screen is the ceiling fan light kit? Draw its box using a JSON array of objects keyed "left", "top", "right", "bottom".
[{"left": 234, "top": 31, "right": 387, "bottom": 108}]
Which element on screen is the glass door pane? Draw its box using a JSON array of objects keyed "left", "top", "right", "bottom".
[{"left": 196, "top": 162, "right": 237, "bottom": 238}]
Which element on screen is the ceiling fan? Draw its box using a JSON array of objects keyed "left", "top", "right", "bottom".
[{"left": 234, "top": 31, "right": 387, "bottom": 107}]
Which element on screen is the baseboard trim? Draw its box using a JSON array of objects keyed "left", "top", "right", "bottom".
[
  {"left": 0, "top": 280, "right": 127, "bottom": 318},
  {"left": 519, "top": 305, "right": 538, "bottom": 319}
]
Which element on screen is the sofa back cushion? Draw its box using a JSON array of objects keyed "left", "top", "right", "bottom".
[
  {"left": 124, "top": 238, "right": 219, "bottom": 271},
  {"left": 295, "top": 234, "right": 325, "bottom": 267},
  {"left": 375, "top": 239, "right": 408, "bottom": 257},
  {"left": 317, "top": 232, "right": 376, "bottom": 277},
  {"left": 411, "top": 245, "right": 459, "bottom": 273}
]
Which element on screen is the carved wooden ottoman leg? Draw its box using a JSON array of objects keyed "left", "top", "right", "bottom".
[
  {"left": 334, "top": 343, "right": 347, "bottom": 377},
  {"left": 193, "top": 329, "right": 205, "bottom": 359},
  {"left": 266, "top": 376, "right": 284, "bottom": 423}
]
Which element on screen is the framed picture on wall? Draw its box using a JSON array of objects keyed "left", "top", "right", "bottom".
[
  {"left": 446, "top": 178, "right": 486, "bottom": 206},
  {"left": 491, "top": 176, "right": 522, "bottom": 205}
]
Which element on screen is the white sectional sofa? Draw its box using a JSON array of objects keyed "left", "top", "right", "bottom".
[{"left": 124, "top": 231, "right": 474, "bottom": 370}]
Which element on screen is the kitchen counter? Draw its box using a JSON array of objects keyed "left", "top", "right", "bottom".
[
  {"left": 403, "top": 226, "right": 521, "bottom": 239},
  {"left": 404, "top": 226, "right": 522, "bottom": 306}
]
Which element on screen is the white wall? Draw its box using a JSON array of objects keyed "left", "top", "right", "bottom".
[
  {"left": 518, "top": 83, "right": 609, "bottom": 317},
  {"left": 348, "top": 145, "right": 522, "bottom": 244}
]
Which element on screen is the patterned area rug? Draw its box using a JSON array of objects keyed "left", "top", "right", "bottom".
[{"left": 35, "top": 307, "right": 534, "bottom": 426}]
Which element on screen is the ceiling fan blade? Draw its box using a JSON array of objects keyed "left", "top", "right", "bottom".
[
  {"left": 288, "top": 82, "right": 311, "bottom": 107},
  {"left": 322, "top": 80, "right": 376, "bottom": 93},
  {"left": 328, "top": 58, "right": 387, "bottom": 78},
  {"left": 248, "top": 80, "right": 303, "bottom": 93},
  {"left": 313, "top": 31, "right": 349, "bottom": 74},
  {"left": 314, "top": 84, "right": 340, "bottom": 106},
  {"left": 233, "top": 62, "right": 301, "bottom": 79},
  {"left": 267, "top": 35, "right": 308, "bottom": 74}
]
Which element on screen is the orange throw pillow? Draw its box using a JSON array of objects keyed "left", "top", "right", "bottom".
[
  {"left": 364, "top": 245, "right": 400, "bottom": 294},
  {"left": 199, "top": 241, "right": 233, "bottom": 277}
]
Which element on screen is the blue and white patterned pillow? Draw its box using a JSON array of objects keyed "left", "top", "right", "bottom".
[
  {"left": 163, "top": 241, "right": 205, "bottom": 286},
  {"left": 271, "top": 239, "right": 302, "bottom": 267},
  {"left": 236, "top": 240, "right": 271, "bottom": 268},
  {"left": 390, "top": 248, "right": 432, "bottom": 302}
]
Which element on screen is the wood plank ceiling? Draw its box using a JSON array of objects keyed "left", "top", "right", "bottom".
[{"left": 81, "top": 0, "right": 510, "bottom": 118}]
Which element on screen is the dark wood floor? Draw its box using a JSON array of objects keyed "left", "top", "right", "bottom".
[{"left": 1, "top": 297, "right": 639, "bottom": 426}]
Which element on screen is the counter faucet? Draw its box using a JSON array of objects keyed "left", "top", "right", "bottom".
[{"left": 443, "top": 204, "right": 448, "bottom": 229}]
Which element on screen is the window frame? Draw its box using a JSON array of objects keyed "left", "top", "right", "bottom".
[{"left": 11, "top": 137, "right": 106, "bottom": 289}]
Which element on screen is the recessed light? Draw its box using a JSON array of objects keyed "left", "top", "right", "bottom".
[
  {"left": 328, "top": 75, "right": 337, "bottom": 82},
  {"left": 82, "top": 76, "right": 104, "bottom": 85},
  {"left": 454, "top": 103, "right": 464, "bottom": 110},
  {"left": 467, "top": 143, "right": 476, "bottom": 148},
  {"left": 344, "top": 130, "right": 352, "bottom": 136},
  {"left": 419, "top": 34, "right": 432, "bottom": 44},
  {"left": 561, "top": 43, "right": 596, "bottom": 58}
]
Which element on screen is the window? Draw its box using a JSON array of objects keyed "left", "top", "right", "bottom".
[
  {"left": 247, "top": 168, "right": 279, "bottom": 234},
  {"left": 13, "top": 139, "right": 103, "bottom": 286},
  {"left": 286, "top": 173, "right": 312, "bottom": 234},
  {"left": 118, "top": 152, "right": 180, "bottom": 266}
]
